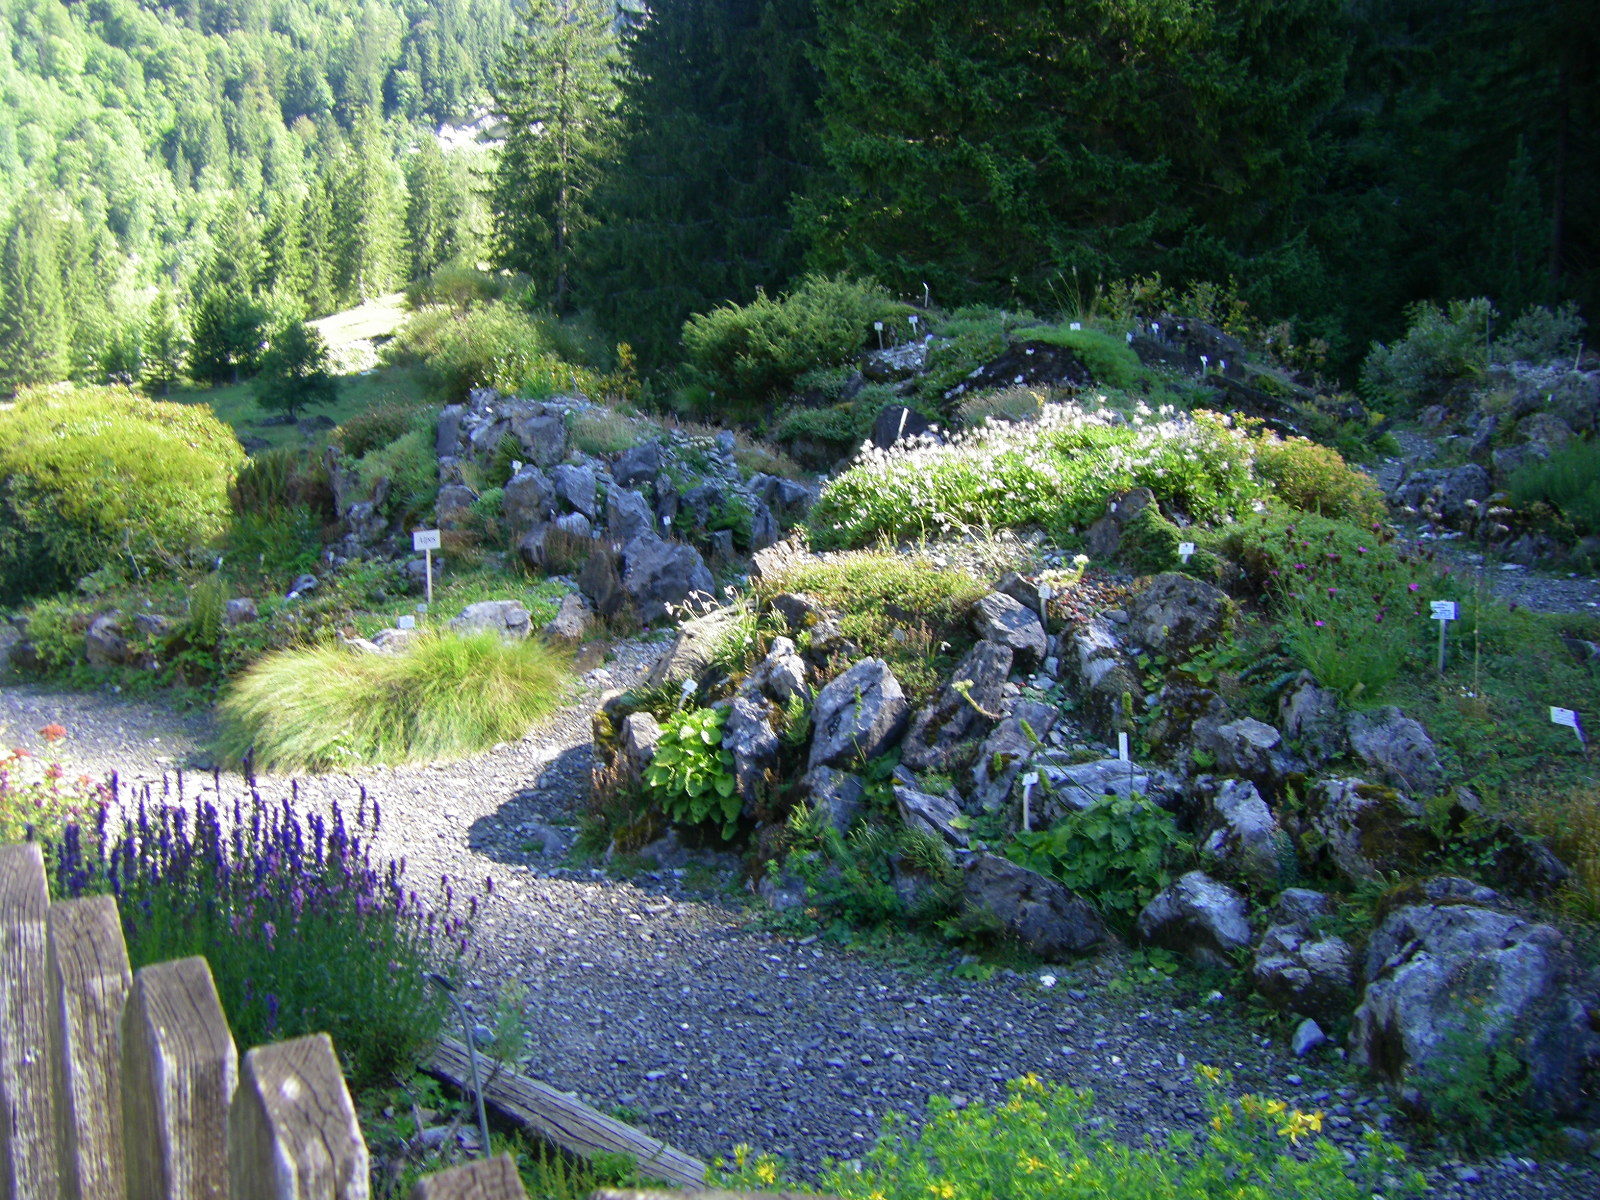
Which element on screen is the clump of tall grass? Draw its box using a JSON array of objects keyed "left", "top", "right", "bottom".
[{"left": 216, "top": 631, "right": 573, "bottom": 772}]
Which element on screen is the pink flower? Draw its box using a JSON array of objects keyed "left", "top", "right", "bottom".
[
  {"left": 1407, "top": 583, "right": 1420, "bottom": 593},
  {"left": 1314, "top": 620, "right": 1325, "bottom": 627}
]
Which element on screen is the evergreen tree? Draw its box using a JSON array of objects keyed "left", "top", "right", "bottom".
[
  {"left": 0, "top": 198, "right": 70, "bottom": 393},
  {"left": 142, "top": 289, "right": 189, "bottom": 394},
  {"left": 255, "top": 319, "right": 337, "bottom": 419},
  {"left": 493, "top": 0, "right": 620, "bottom": 311},
  {"left": 330, "top": 113, "right": 407, "bottom": 303},
  {"left": 581, "top": 0, "right": 821, "bottom": 363},
  {"left": 189, "top": 288, "right": 269, "bottom": 384},
  {"left": 405, "top": 138, "right": 469, "bottom": 279}
]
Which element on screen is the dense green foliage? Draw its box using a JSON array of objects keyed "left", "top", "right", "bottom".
[
  {"left": 255, "top": 319, "right": 337, "bottom": 418},
  {"left": 1010, "top": 795, "right": 1189, "bottom": 924},
  {"left": 641, "top": 705, "right": 740, "bottom": 839},
  {"left": 215, "top": 630, "right": 574, "bottom": 772},
  {"left": 0, "top": 386, "right": 243, "bottom": 603},
  {"left": 1509, "top": 439, "right": 1600, "bottom": 540},
  {"left": 0, "top": 0, "right": 507, "bottom": 393}
]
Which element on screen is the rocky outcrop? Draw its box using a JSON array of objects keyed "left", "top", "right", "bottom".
[
  {"left": 1346, "top": 707, "right": 1443, "bottom": 796},
  {"left": 970, "top": 699, "right": 1058, "bottom": 811},
  {"left": 1352, "top": 880, "right": 1600, "bottom": 1117},
  {"left": 619, "top": 535, "right": 715, "bottom": 625},
  {"left": 448, "top": 600, "right": 532, "bottom": 641},
  {"left": 1198, "top": 778, "right": 1293, "bottom": 891},
  {"left": 802, "top": 767, "right": 866, "bottom": 833},
  {"left": 1308, "top": 778, "right": 1432, "bottom": 884},
  {"left": 895, "top": 785, "right": 968, "bottom": 848},
  {"left": 1135, "top": 871, "right": 1252, "bottom": 969},
  {"left": 961, "top": 854, "right": 1106, "bottom": 957},
  {"left": 1253, "top": 923, "right": 1356, "bottom": 1026},
  {"left": 724, "top": 695, "right": 779, "bottom": 811},
  {"left": 1124, "top": 573, "right": 1232, "bottom": 657},
  {"left": 808, "top": 658, "right": 910, "bottom": 770},
  {"left": 971, "top": 592, "right": 1047, "bottom": 670},
  {"left": 900, "top": 641, "right": 1012, "bottom": 772}
]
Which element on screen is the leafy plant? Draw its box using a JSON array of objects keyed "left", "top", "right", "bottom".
[
  {"left": 642, "top": 706, "right": 739, "bottom": 838},
  {"left": 0, "top": 731, "right": 109, "bottom": 860},
  {"left": 1508, "top": 437, "right": 1600, "bottom": 538},
  {"left": 1361, "top": 298, "right": 1494, "bottom": 411},
  {"left": 1253, "top": 435, "right": 1387, "bottom": 525},
  {"left": 1009, "top": 793, "right": 1188, "bottom": 922}
]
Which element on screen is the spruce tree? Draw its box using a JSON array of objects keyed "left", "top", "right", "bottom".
[
  {"left": 581, "top": 0, "right": 821, "bottom": 363},
  {"left": 330, "top": 113, "right": 407, "bottom": 303},
  {"left": 493, "top": 0, "right": 620, "bottom": 311},
  {"left": 0, "top": 197, "right": 70, "bottom": 393},
  {"left": 256, "top": 319, "right": 337, "bottom": 420},
  {"left": 406, "top": 139, "right": 469, "bottom": 279},
  {"left": 142, "top": 289, "right": 188, "bottom": 394}
]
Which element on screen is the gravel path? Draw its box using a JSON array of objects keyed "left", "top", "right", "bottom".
[{"left": 3, "top": 658, "right": 1597, "bottom": 1197}]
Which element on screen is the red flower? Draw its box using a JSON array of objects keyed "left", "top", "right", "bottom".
[{"left": 38, "top": 724, "right": 67, "bottom": 743}]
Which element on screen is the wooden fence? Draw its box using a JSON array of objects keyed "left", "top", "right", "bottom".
[{"left": 0, "top": 842, "right": 526, "bottom": 1200}]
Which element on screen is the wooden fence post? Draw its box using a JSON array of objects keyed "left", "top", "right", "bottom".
[
  {"left": 121, "top": 959, "right": 237, "bottom": 1200},
  {"left": 47, "top": 896, "right": 131, "bottom": 1200},
  {"left": 0, "top": 843, "right": 57, "bottom": 1200},
  {"left": 407, "top": 1157, "right": 525, "bottom": 1200},
  {"left": 228, "top": 1035, "right": 368, "bottom": 1200}
]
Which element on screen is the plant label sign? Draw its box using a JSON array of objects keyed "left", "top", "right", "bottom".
[
  {"left": 1117, "top": 731, "right": 1130, "bottom": 762},
  {"left": 1550, "top": 707, "right": 1586, "bottom": 745},
  {"left": 397, "top": 615, "right": 416, "bottom": 630},
  {"left": 1430, "top": 600, "right": 1458, "bottom": 622},
  {"left": 413, "top": 529, "right": 442, "bottom": 552},
  {"left": 1178, "top": 541, "right": 1196, "bottom": 563}
]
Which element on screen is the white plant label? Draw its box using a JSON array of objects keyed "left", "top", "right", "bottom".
[
  {"left": 1178, "top": 541, "right": 1196, "bottom": 562},
  {"left": 1117, "top": 731, "right": 1130, "bottom": 762},
  {"left": 1069, "top": 321, "right": 1082, "bottom": 331},
  {"left": 397, "top": 615, "right": 416, "bottom": 630},
  {"left": 1022, "top": 771, "right": 1039, "bottom": 788},
  {"left": 874, "top": 321, "right": 884, "bottom": 332},
  {"left": 415, "top": 603, "right": 429, "bottom": 615},
  {"left": 1430, "top": 600, "right": 1458, "bottom": 622},
  {"left": 1038, "top": 581, "right": 1053, "bottom": 602},
  {"left": 412, "top": 529, "right": 442, "bottom": 552}
]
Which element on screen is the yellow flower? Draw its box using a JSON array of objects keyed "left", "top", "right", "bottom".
[
  {"left": 1017, "top": 1072, "right": 1045, "bottom": 1093},
  {"left": 1211, "top": 1116, "right": 1225, "bottom": 1132},
  {"left": 1264, "top": 1099, "right": 1288, "bottom": 1119},
  {"left": 1196, "top": 1064, "right": 1223, "bottom": 1083},
  {"left": 928, "top": 1182, "right": 957, "bottom": 1200},
  {"left": 1020, "top": 1154, "right": 1047, "bottom": 1174},
  {"left": 754, "top": 1161, "right": 779, "bottom": 1186},
  {"left": 1276, "top": 1110, "right": 1325, "bottom": 1144},
  {"left": 732, "top": 1144, "right": 750, "bottom": 1168}
]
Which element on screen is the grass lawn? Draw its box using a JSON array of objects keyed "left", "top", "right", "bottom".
[{"left": 172, "top": 364, "right": 431, "bottom": 452}]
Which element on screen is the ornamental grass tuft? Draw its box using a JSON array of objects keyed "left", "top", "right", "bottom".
[{"left": 216, "top": 630, "right": 573, "bottom": 772}]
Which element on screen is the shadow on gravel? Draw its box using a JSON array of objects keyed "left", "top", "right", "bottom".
[{"left": 466, "top": 742, "right": 594, "bottom": 866}]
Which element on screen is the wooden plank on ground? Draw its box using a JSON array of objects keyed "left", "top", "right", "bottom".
[
  {"left": 423, "top": 1041, "right": 706, "bottom": 1190},
  {"left": 229, "top": 1034, "right": 369, "bottom": 1200},
  {"left": 0, "top": 843, "right": 57, "bottom": 1200},
  {"left": 121, "top": 958, "right": 237, "bottom": 1200},
  {"left": 408, "top": 1155, "right": 525, "bottom": 1200},
  {"left": 47, "top": 896, "right": 131, "bottom": 1200}
]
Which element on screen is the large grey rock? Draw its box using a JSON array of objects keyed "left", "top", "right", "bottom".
[
  {"left": 900, "top": 641, "right": 1013, "bottom": 771},
  {"left": 1084, "top": 488, "right": 1156, "bottom": 562},
  {"left": 436, "top": 404, "right": 466, "bottom": 458},
  {"left": 620, "top": 535, "right": 716, "bottom": 625},
  {"left": 725, "top": 695, "right": 779, "bottom": 811},
  {"left": 1253, "top": 923, "right": 1356, "bottom": 1025},
  {"left": 1192, "top": 717, "right": 1293, "bottom": 792},
  {"left": 224, "top": 598, "right": 258, "bottom": 627},
  {"left": 512, "top": 412, "right": 567, "bottom": 467},
  {"left": 1199, "top": 778, "right": 1293, "bottom": 891},
  {"left": 1309, "top": 777, "right": 1432, "bottom": 885},
  {"left": 1271, "top": 888, "right": 1335, "bottom": 928},
  {"left": 895, "top": 785, "right": 968, "bottom": 848},
  {"left": 1353, "top": 887, "right": 1600, "bottom": 1117},
  {"left": 606, "top": 486, "right": 657, "bottom": 542},
  {"left": 961, "top": 853, "right": 1106, "bottom": 957},
  {"left": 551, "top": 463, "right": 599, "bottom": 518},
  {"left": 612, "top": 441, "right": 661, "bottom": 488},
  {"left": 552, "top": 512, "right": 593, "bottom": 541},
  {"left": 448, "top": 600, "right": 532, "bottom": 641},
  {"left": 1387, "top": 464, "right": 1492, "bottom": 524},
  {"left": 541, "top": 593, "right": 593, "bottom": 646},
  {"left": 502, "top": 467, "right": 555, "bottom": 535},
  {"left": 972, "top": 592, "right": 1047, "bottom": 670},
  {"left": 436, "top": 483, "right": 478, "bottom": 530},
  {"left": 862, "top": 341, "right": 928, "bottom": 383},
  {"left": 1061, "top": 617, "right": 1141, "bottom": 736},
  {"left": 802, "top": 767, "right": 866, "bottom": 834},
  {"left": 743, "top": 635, "right": 810, "bottom": 706},
  {"left": 808, "top": 658, "right": 910, "bottom": 770},
  {"left": 1347, "top": 707, "right": 1443, "bottom": 796},
  {"left": 646, "top": 606, "right": 744, "bottom": 688},
  {"left": 1135, "top": 871, "right": 1252, "bottom": 969},
  {"left": 618, "top": 712, "right": 662, "bottom": 774},
  {"left": 870, "top": 404, "right": 938, "bottom": 449},
  {"left": 1278, "top": 672, "right": 1347, "bottom": 769},
  {"left": 1033, "top": 759, "right": 1172, "bottom": 825},
  {"left": 1125, "top": 573, "right": 1231, "bottom": 656},
  {"left": 970, "top": 700, "right": 1058, "bottom": 811},
  {"left": 85, "top": 614, "right": 129, "bottom": 668}
]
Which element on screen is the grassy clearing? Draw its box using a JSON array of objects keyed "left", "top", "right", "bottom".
[
  {"left": 215, "top": 630, "right": 574, "bottom": 772},
  {"left": 176, "top": 364, "right": 430, "bottom": 452}
]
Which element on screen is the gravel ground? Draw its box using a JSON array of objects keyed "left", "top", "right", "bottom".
[{"left": 3, "top": 643, "right": 1598, "bottom": 1197}]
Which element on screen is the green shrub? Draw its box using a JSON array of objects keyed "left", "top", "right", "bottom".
[
  {"left": 224, "top": 507, "right": 323, "bottom": 587},
  {"left": 1034, "top": 323, "right": 1144, "bottom": 388},
  {"left": 333, "top": 402, "right": 433, "bottom": 460},
  {"left": 0, "top": 386, "right": 244, "bottom": 604},
  {"left": 52, "top": 785, "right": 468, "bottom": 1089},
  {"left": 642, "top": 706, "right": 740, "bottom": 838},
  {"left": 0, "top": 733, "right": 110, "bottom": 860},
  {"left": 353, "top": 413, "right": 439, "bottom": 528},
  {"left": 716, "top": 1072, "right": 1423, "bottom": 1200},
  {"left": 682, "top": 274, "right": 909, "bottom": 407},
  {"left": 405, "top": 261, "right": 519, "bottom": 310},
  {"left": 1361, "top": 298, "right": 1494, "bottom": 410},
  {"left": 1253, "top": 435, "right": 1387, "bottom": 525},
  {"left": 1494, "top": 301, "right": 1585, "bottom": 364},
  {"left": 229, "top": 445, "right": 333, "bottom": 519},
  {"left": 383, "top": 303, "right": 598, "bottom": 404},
  {"left": 215, "top": 631, "right": 573, "bottom": 772},
  {"left": 1508, "top": 437, "right": 1600, "bottom": 537},
  {"left": 956, "top": 386, "right": 1045, "bottom": 428},
  {"left": 1009, "top": 794, "right": 1188, "bottom": 923}
]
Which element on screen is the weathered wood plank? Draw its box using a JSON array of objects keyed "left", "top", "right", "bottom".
[
  {"left": 0, "top": 843, "right": 57, "bottom": 1200},
  {"left": 229, "top": 1034, "right": 368, "bottom": 1200},
  {"left": 47, "top": 896, "right": 131, "bottom": 1200},
  {"left": 408, "top": 1156, "right": 525, "bottom": 1200},
  {"left": 423, "top": 1041, "right": 705, "bottom": 1190},
  {"left": 121, "top": 958, "right": 237, "bottom": 1200}
]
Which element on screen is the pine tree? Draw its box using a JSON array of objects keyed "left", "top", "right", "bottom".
[
  {"left": 580, "top": 0, "right": 821, "bottom": 363},
  {"left": 0, "top": 197, "right": 70, "bottom": 393},
  {"left": 406, "top": 138, "right": 469, "bottom": 279},
  {"left": 493, "top": 0, "right": 620, "bottom": 311},
  {"left": 142, "top": 289, "right": 188, "bottom": 395},
  {"left": 255, "top": 319, "right": 337, "bottom": 419},
  {"left": 330, "top": 113, "right": 407, "bottom": 303},
  {"left": 189, "top": 288, "right": 269, "bottom": 385}
]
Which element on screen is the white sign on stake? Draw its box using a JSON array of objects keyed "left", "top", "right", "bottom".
[
  {"left": 1430, "top": 600, "right": 1459, "bottom": 622},
  {"left": 1021, "top": 771, "right": 1039, "bottom": 832},
  {"left": 1069, "top": 322, "right": 1082, "bottom": 331},
  {"left": 412, "top": 529, "right": 442, "bottom": 552},
  {"left": 1117, "top": 731, "right": 1130, "bottom": 762},
  {"left": 1551, "top": 707, "right": 1586, "bottom": 747},
  {"left": 1178, "top": 541, "right": 1196, "bottom": 563}
]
